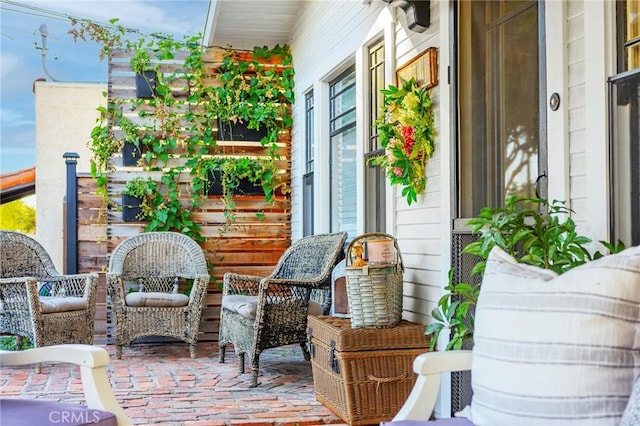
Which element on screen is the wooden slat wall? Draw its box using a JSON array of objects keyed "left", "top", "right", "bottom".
[{"left": 77, "top": 47, "right": 292, "bottom": 342}]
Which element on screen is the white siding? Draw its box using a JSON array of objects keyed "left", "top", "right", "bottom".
[
  {"left": 562, "top": 0, "right": 615, "bottom": 244},
  {"left": 566, "top": 1, "right": 588, "bottom": 231},
  {"left": 289, "top": 0, "right": 448, "bottom": 325}
]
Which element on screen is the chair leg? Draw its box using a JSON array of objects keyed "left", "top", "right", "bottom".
[
  {"left": 219, "top": 343, "right": 226, "bottom": 363},
  {"left": 250, "top": 353, "right": 260, "bottom": 388},
  {"left": 189, "top": 343, "right": 197, "bottom": 359},
  {"left": 115, "top": 345, "right": 123, "bottom": 359},
  {"left": 238, "top": 352, "right": 245, "bottom": 373},
  {"left": 301, "top": 342, "right": 311, "bottom": 361}
]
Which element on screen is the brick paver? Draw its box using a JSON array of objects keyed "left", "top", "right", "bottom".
[{"left": 0, "top": 342, "right": 352, "bottom": 426}]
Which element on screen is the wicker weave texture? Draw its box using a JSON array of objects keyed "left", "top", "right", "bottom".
[
  {"left": 345, "top": 233, "right": 404, "bottom": 328},
  {"left": 0, "top": 231, "right": 98, "bottom": 348},
  {"left": 307, "top": 316, "right": 429, "bottom": 351},
  {"left": 106, "top": 232, "right": 210, "bottom": 359},
  {"left": 310, "top": 336, "right": 424, "bottom": 425},
  {"left": 218, "top": 232, "right": 348, "bottom": 387}
]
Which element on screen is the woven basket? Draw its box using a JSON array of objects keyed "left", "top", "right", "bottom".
[
  {"left": 308, "top": 316, "right": 430, "bottom": 425},
  {"left": 345, "top": 233, "right": 404, "bottom": 328}
]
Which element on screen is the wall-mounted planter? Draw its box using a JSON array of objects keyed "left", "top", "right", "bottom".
[
  {"left": 135, "top": 70, "right": 157, "bottom": 99},
  {"left": 122, "top": 195, "right": 143, "bottom": 222},
  {"left": 122, "top": 141, "right": 142, "bottom": 166},
  {"left": 217, "top": 119, "right": 268, "bottom": 142},
  {"left": 207, "top": 169, "right": 263, "bottom": 196}
]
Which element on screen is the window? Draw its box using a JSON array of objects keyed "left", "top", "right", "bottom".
[
  {"left": 303, "top": 91, "right": 314, "bottom": 236},
  {"left": 609, "top": 4, "right": 640, "bottom": 246},
  {"left": 329, "top": 67, "right": 357, "bottom": 237},
  {"left": 364, "top": 39, "right": 386, "bottom": 232},
  {"left": 609, "top": 70, "right": 640, "bottom": 246},
  {"left": 457, "top": 0, "right": 544, "bottom": 218},
  {"left": 618, "top": 0, "right": 640, "bottom": 72}
]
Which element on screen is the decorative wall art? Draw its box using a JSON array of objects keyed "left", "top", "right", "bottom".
[{"left": 396, "top": 47, "right": 438, "bottom": 89}]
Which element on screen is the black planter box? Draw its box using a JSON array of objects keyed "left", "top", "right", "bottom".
[
  {"left": 122, "top": 142, "right": 142, "bottom": 166},
  {"left": 135, "top": 70, "right": 157, "bottom": 99},
  {"left": 217, "top": 119, "right": 268, "bottom": 142},
  {"left": 207, "top": 169, "right": 263, "bottom": 196},
  {"left": 122, "top": 195, "right": 142, "bottom": 222}
]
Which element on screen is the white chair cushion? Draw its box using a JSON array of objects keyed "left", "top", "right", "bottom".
[
  {"left": 125, "top": 292, "right": 189, "bottom": 307},
  {"left": 39, "top": 296, "right": 88, "bottom": 313},
  {"left": 469, "top": 245, "right": 640, "bottom": 426},
  {"left": 222, "top": 294, "right": 324, "bottom": 320}
]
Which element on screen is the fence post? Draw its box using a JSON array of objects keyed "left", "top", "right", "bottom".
[{"left": 63, "top": 152, "right": 79, "bottom": 274}]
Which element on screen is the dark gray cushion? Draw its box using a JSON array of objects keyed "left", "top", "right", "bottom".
[{"left": 0, "top": 399, "right": 117, "bottom": 426}]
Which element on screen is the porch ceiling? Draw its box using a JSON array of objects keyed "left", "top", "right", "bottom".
[{"left": 204, "top": 0, "right": 303, "bottom": 50}]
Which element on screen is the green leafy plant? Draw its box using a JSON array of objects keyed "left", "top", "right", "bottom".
[
  {"left": 426, "top": 195, "right": 625, "bottom": 351},
  {"left": 121, "top": 176, "right": 152, "bottom": 199},
  {"left": 0, "top": 336, "right": 33, "bottom": 351},
  {"left": 369, "top": 78, "right": 435, "bottom": 205},
  {"left": 73, "top": 18, "right": 294, "bottom": 240}
]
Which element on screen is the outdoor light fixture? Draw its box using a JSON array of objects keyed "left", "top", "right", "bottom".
[{"left": 382, "top": 0, "right": 430, "bottom": 33}]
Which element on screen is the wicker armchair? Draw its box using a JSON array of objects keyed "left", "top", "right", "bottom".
[
  {"left": 0, "top": 231, "right": 98, "bottom": 349},
  {"left": 106, "top": 232, "right": 210, "bottom": 359},
  {"left": 219, "top": 231, "right": 348, "bottom": 387}
]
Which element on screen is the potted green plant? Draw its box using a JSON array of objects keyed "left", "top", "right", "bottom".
[
  {"left": 426, "top": 195, "right": 625, "bottom": 351},
  {"left": 209, "top": 46, "right": 294, "bottom": 148},
  {"left": 121, "top": 176, "right": 152, "bottom": 222},
  {"left": 369, "top": 78, "right": 435, "bottom": 205},
  {"left": 130, "top": 47, "right": 157, "bottom": 99}
]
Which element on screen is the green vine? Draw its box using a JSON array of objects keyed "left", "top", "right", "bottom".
[{"left": 71, "top": 18, "right": 294, "bottom": 242}]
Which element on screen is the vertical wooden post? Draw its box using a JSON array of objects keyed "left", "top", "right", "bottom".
[{"left": 63, "top": 152, "right": 79, "bottom": 274}]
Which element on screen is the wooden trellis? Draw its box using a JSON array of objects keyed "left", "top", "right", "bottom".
[{"left": 77, "top": 47, "right": 292, "bottom": 342}]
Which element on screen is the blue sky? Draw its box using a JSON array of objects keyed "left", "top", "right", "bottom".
[{"left": 0, "top": 0, "right": 210, "bottom": 174}]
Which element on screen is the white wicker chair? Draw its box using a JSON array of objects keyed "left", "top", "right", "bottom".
[
  {"left": 106, "top": 232, "right": 210, "bottom": 359},
  {"left": 0, "top": 344, "right": 132, "bottom": 425},
  {"left": 0, "top": 231, "right": 98, "bottom": 350}
]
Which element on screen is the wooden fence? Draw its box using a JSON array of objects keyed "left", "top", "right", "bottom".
[{"left": 76, "top": 47, "right": 292, "bottom": 342}]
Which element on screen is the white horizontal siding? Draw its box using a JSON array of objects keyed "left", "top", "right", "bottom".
[{"left": 289, "top": 0, "right": 448, "bottom": 328}]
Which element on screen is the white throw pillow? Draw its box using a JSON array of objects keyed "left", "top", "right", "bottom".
[{"left": 470, "top": 245, "right": 640, "bottom": 426}]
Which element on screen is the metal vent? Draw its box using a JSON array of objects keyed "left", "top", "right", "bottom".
[{"left": 450, "top": 229, "right": 482, "bottom": 415}]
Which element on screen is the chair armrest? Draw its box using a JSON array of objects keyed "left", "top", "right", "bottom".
[
  {"left": 0, "top": 344, "right": 132, "bottom": 426},
  {"left": 393, "top": 350, "right": 473, "bottom": 421},
  {"left": 222, "top": 273, "right": 262, "bottom": 296},
  {"left": 261, "top": 277, "right": 328, "bottom": 289},
  {"left": 105, "top": 273, "right": 126, "bottom": 309},
  {"left": 187, "top": 274, "right": 210, "bottom": 305}
]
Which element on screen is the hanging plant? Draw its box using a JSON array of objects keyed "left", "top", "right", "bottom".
[{"left": 369, "top": 78, "right": 435, "bottom": 205}]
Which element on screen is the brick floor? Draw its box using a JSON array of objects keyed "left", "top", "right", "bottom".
[{"left": 0, "top": 342, "right": 354, "bottom": 426}]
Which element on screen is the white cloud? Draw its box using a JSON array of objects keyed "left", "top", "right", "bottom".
[
  {"left": 0, "top": 108, "right": 35, "bottom": 128},
  {"left": 0, "top": 53, "right": 22, "bottom": 79}
]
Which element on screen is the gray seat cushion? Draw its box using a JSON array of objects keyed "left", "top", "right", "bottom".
[
  {"left": 222, "top": 294, "right": 324, "bottom": 320},
  {"left": 125, "top": 291, "right": 189, "bottom": 307},
  {"left": 39, "top": 297, "right": 88, "bottom": 313},
  {"left": 0, "top": 399, "right": 117, "bottom": 426}
]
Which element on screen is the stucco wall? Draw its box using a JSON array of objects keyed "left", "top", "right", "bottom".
[{"left": 34, "top": 82, "right": 106, "bottom": 272}]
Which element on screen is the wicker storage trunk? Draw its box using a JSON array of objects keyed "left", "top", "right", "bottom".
[{"left": 307, "top": 315, "right": 430, "bottom": 425}]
